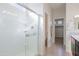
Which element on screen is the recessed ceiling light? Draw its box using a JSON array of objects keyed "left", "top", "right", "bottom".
[{"left": 74, "top": 15, "right": 79, "bottom": 18}]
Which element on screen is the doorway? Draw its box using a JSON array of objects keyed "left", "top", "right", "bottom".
[{"left": 55, "top": 18, "right": 64, "bottom": 45}]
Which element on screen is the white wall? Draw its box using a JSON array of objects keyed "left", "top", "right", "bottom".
[
  {"left": 39, "top": 4, "right": 53, "bottom": 55},
  {"left": 66, "top": 3, "right": 79, "bottom": 55},
  {"left": 44, "top": 4, "right": 53, "bottom": 48},
  {"left": 52, "top": 5, "right": 65, "bottom": 19}
]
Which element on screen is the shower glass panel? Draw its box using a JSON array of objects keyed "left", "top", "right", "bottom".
[
  {"left": 0, "top": 4, "right": 26, "bottom": 56},
  {"left": 25, "top": 9, "right": 39, "bottom": 56},
  {"left": 0, "top": 3, "right": 39, "bottom": 56}
]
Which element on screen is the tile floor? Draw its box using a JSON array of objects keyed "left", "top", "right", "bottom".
[{"left": 43, "top": 37, "right": 66, "bottom": 56}]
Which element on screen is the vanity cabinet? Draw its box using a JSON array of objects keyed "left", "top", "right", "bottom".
[
  {"left": 71, "top": 37, "right": 75, "bottom": 56},
  {"left": 75, "top": 40, "right": 79, "bottom": 55},
  {"left": 71, "top": 36, "right": 79, "bottom": 56}
]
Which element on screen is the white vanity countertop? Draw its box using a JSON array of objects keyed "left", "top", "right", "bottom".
[{"left": 71, "top": 34, "right": 79, "bottom": 41}]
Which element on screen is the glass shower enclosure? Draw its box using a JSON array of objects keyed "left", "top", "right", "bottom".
[{"left": 0, "top": 3, "right": 42, "bottom": 56}]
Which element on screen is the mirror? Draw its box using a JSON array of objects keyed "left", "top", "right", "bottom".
[{"left": 74, "top": 17, "right": 79, "bottom": 30}]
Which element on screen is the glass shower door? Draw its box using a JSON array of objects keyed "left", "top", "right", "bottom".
[
  {"left": 25, "top": 10, "right": 39, "bottom": 56},
  {"left": 0, "top": 3, "right": 39, "bottom": 56}
]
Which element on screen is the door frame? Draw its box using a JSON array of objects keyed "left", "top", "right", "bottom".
[
  {"left": 45, "top": 12, "right": 48, "bottom": 48},
  {"left": 53, "top": 18, "right": 66, "bottom": 46}
]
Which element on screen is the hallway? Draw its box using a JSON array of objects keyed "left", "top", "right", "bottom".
[
  {"left": 43, "top": 3, "right": 66, "bottom": 56},
  {"left": 44, "top": 37, "right": 65, "bottom": 56}
]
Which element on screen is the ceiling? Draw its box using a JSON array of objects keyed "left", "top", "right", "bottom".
[
  {"left": 18, "top": 3, "right": 65, "bottom": 15},
  {"left": 48, "top": 3, "right": 65, "bottom": 9},
  {"left": 18, "top": 3, "right": 43, "bottom": 16}
]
